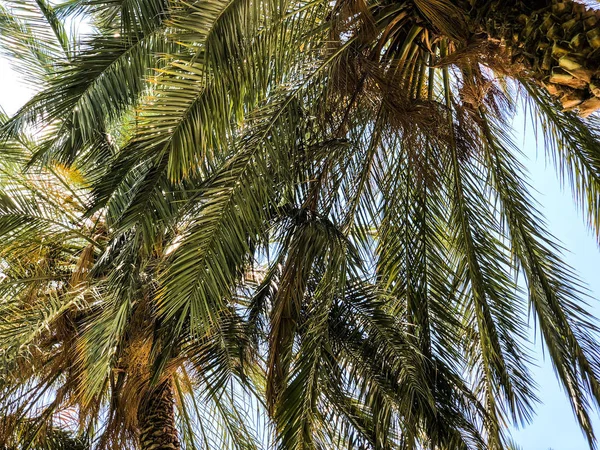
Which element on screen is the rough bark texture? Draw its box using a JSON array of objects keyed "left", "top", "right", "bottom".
[
  {"left": 138, "top": 380, "right": 180, "bottom": 450},
  {"left": 473, "top": 0, "right": 600, "bottom": 115}
]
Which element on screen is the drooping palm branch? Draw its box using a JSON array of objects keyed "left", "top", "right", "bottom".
[{"left": 2, "top": 0, "right": 600, "bottom": 449}]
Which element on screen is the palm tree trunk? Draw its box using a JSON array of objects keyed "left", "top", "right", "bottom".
[
  {"left": 138, "top": 380, "right": 180, "bottom": 450},
  {"left": 472, "top": 0, "right": 600, "bottom": 115}
]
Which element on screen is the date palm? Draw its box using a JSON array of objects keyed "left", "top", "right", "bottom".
[
  {"left": 0, "top": 108, "right": 263, "bottom": 449},
  {"left": 3, "top": 0, "right": 600, "bottom": 449}
]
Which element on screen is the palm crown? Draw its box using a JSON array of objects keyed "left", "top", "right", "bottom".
[{"left": 2, "top": 0, "right": 600, "bottom": 449}]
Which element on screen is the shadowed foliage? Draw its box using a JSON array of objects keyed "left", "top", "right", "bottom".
[{"left": 1, "top": 0, "right": 600, "bottom": 449}]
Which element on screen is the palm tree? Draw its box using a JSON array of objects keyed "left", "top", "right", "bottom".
[
  {"left": 0, "top": 108, "right": 263, "bottom": 449},
  {"left": 3, "top": 0, "right": 600, "bottom": 449}
]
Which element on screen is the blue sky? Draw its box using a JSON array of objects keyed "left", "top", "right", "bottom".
[
  {"left": 2, "top": 58, "right": 600, "bottom": 449},
  {"left": 509, "top": 111, "right": 600, "bottom": 450}
]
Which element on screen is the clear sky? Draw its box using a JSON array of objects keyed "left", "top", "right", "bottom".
[
  {"left": 1, "top": 57, "right": 600, "bottom": 449},
  {"left": 509, "top": 111, "right": 600, "bottom": 450}
]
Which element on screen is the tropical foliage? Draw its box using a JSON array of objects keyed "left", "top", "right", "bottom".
[{"left": 1, "top": 0, "right": 600, "bottom": 449}]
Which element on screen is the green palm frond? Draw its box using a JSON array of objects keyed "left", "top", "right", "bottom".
[
  {"left": 0, "top": 0, "right": 70, "bottom": 85},
  {"left": 3, "top": 0, "right": 600, "bottom": 449}
]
